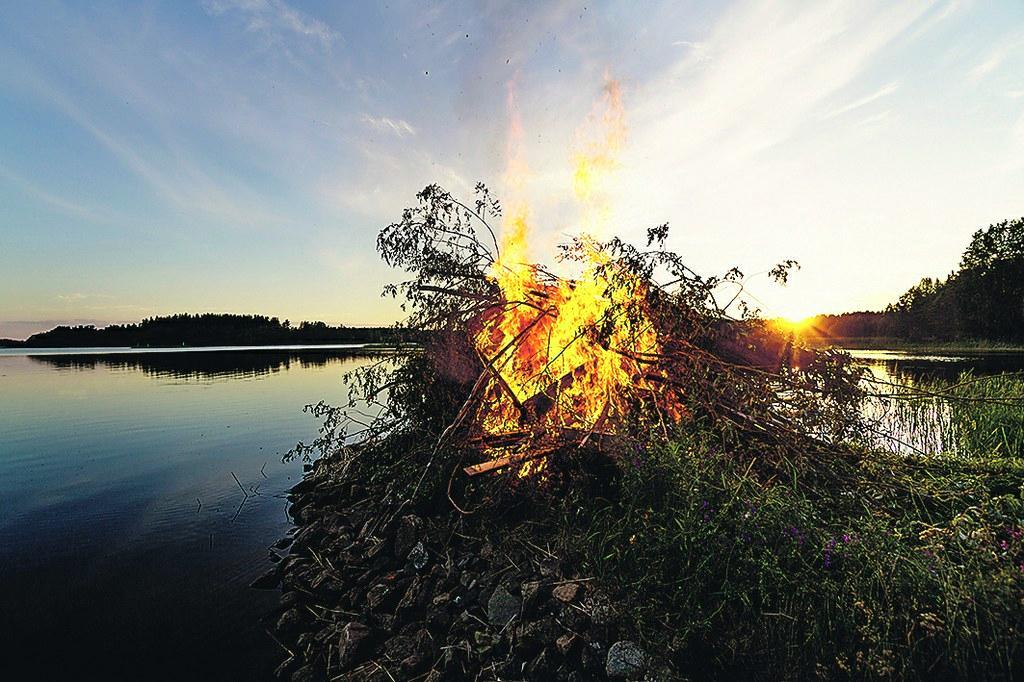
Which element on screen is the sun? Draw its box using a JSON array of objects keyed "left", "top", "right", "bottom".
[{"left": 772, "top": 315, "right": 817, "bottom": 335}]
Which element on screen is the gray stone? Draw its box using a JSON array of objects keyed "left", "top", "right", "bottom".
[
  {"left": 486, "top": 586, "right": 520, "bottom": 628},
  {"left": 521, "top": 580, "right": 542, "bottom": 609},
  {"left": 408, "top": 540, "right": 429, "bottom": 570},
  {"left": 606, "top": 640, "right": 647, "bottom": 679},
  {"left": 393, "top": 514, "right": 423, "bottom": 558},
  {"left": 276, "top": 608, "right": 303, "bottom": 633}
]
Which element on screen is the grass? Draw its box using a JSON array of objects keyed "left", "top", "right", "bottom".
[
  {"left": 865, "top": 372, "right": 1024, "bottom": 459},
  {"left": 557, "top": 416, "right": 1024, "bottom": 679}
]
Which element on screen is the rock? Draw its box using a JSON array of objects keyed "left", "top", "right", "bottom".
[
  {"left": 552, "top": 582, "right": 580, "bottom": 603},
  {"left": 396, "top": 576, "right": 423, "bottom": 614},
  {"left": 556, "top": 633, "right": 577, "bottom": 656},
  {"left": 290, "top": 664, "right": 318, "bottom": 682},
  {"left": 521, "top": 580, "right": 542, "bottom": 609},
  {"left": 366, "top": 583, "right": 391, "bottom": 610},
  {"left": 394, "top": 514, "right": 423, "bottom": 558},
  {"left": 591, "top": 603, "right": 614, "bottom": 626},
  {"left": 606, "top": 640, "right": 647, "bottom": 679},
  {"left": 338, "top": 621, "right": 374, "bottom": 668},
  {"left": 486, "top": 586, "right": 520, "bottom": 628},
  {"left": 249, "top": 566, "right": 281, "bottom": 590},
  {"left": 512, "top": 615, "right": 558, "bottom": 659},
  {"left": 383, "top": 634, "right": 417, "bottom": 663},
  {"left": 539, "top": 557, "right": 561, "bottom": 578},
  {"left": 408, "top": 540, "right": 429, "bottom": 571},
  {"left": 400, "top": 653, "right": 427, "bottom": 675},
  {"left": 276, "top": 608, "right": 304, "bottom": 633}
]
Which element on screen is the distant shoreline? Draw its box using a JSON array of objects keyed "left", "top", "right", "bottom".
[
  {"left": 0, "top": 342, "right": 416, "bottom": 356},
  {"left": 822, "top": 337, "right": 1024, "bottom": 353},
  {"left": 0, "top": 314, "right": 413, "bottom": 349}
]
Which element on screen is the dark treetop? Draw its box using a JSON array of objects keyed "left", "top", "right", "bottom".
[{"left": 0, "top": 313, "right": 402, "bottom": 348}]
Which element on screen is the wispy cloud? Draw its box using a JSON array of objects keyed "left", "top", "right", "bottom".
[
  {"left": 202, "top": 0, "right": 336, "bottom": 46},
  {"left": 4, "top": 59, "right": 289, "bottom": 230},
  {"left": 0, "top": 163, "right": 119, "bottom": 223},
  {"left": 822, "top": 81, "right": 900, "bottom": 120},
  {"left": 360, "top": 115, "right": 417, "bottom": 138},
  {"left": 671, "top": 41, "right": 709, "bottom": 62},
  {"left": 968, "top": 32, "right": 1024, "bottom": 82},
  {"left": 56, "top": 293, "right": 107, "bottom": 303}
]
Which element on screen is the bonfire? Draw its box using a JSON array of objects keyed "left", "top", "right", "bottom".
[{"left": 295, "top": 77, "right": 864, "bottom": 487}]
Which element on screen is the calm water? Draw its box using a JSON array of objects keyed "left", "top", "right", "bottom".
[
  {"left": 846, "top": 348, "right": 1024, "bottom": 383},
  {"left": 0, "top": 347, "right": 380, "bottom": 680},
  {"left": 846, "top": 349, "right": 1024, "bottom": 456},
  {"left": 2, "top": 345, "right": 1020, "bottom": 679}
]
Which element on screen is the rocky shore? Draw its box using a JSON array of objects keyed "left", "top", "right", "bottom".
[{"left": 254, "top": 454, "right": 656, "bottom": 681}]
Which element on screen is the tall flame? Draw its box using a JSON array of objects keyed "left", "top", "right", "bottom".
[
  {"left": 572, "top": 74, "right": 627, "bottom": 234},
  {"left": 473, "top": 75, "right": 660, "bottom": 472}
]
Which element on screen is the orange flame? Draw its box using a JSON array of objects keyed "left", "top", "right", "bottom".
[
  {"left": 472, "top": 76, "right": 663, "bottom": 474},
  {"left": 572, "top": 74, "right": 627, "bottom": 234}
]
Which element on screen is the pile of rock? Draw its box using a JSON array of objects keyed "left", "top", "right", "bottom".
[{"left": 256, "top": 457, "right": 652, "bottom": 681}]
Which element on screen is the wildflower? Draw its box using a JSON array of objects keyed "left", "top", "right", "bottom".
[
  {"left": 787, "top": 526, "right": 805, "bottom": 545},
  {"left": 824, "top": 538, "right": 838, "bottom": 569}
]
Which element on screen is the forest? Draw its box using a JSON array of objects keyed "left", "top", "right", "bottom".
[
  {"left": 0, "top": 313, "right": 400, "bottom": 348},
  {"left": 798, "top": 217, "right": 1024, "bottom": 343}
]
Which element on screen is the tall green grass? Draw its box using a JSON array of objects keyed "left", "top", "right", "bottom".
[{"left": 866, "top": 372, "right": 1024, "bottom": 459}]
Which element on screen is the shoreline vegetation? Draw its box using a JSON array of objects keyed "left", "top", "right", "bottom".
[
  {"left": 0, "top": 313, "right": 409, "bottom": 349},
  {"left": 825, "top": 337, "right": 1024, "bottom": 353},
  {"left": 255, "top": 187, "right": 1024, "bottom": 680},
  {"left": 782, "top": 218, "right": 1024, "bottom": 347}
]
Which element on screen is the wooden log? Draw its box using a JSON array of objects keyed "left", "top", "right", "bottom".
[{"left": 463, "top": 447, "right": 553, "bottom": 476}]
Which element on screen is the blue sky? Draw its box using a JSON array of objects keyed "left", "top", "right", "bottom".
[{"left": 1, "top": 0, "right": 1022, "bottom": 339}]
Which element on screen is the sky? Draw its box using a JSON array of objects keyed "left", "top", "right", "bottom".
[{"left": 1, "top": 0, "right": 1022, "bottom": 339}]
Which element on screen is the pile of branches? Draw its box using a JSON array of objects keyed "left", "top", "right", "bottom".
[{"left": 290, "top": 183, "right": 866, "bottom": 496}]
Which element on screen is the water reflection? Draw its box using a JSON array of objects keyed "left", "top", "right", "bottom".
[
  {"left": 28, "top": 347, "right": 383, "bottom": 380},
  {"left": 0, "top": 347, "right": 384, "bottom": 680},
  {"left": 847, "top": 349, "right": 1024, "bottom": 383},
  {"left": 848, "top": 350, "right": 1024, "bottom": 456}
]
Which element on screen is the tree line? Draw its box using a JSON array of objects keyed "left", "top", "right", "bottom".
[
  {"left": 1, "top": 313, "right": 405, "bottom": 348},
  {"left": 803, "top": 217, "right": 1024, "bottom": 343}
]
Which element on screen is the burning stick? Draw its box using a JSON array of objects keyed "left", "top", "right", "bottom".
[{"left": 463, "top": 446, "right": 555, "bottom": 476}]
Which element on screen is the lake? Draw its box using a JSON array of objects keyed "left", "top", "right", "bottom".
[
  {"left": 1, "top": 345, "right": 1021, "bottom": 680},
  {"left": 845, "top": 348, "right": 1024, "bottom": 383},
  {"left": 0, "top": 346, "right": 381, "bottom": 680}
]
